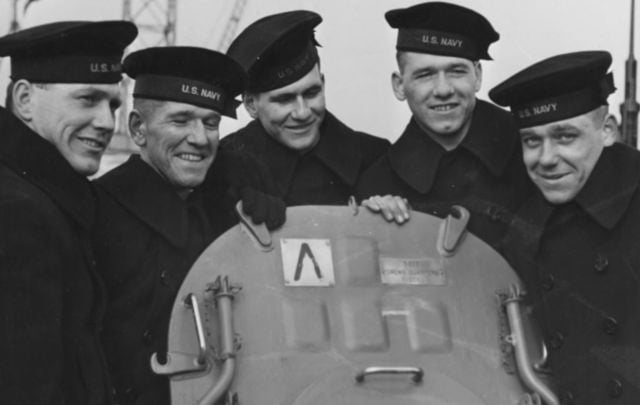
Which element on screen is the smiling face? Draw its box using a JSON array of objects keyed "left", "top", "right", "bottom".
[
  {"left": 130, "top": 99, "right": 221, "bottom": 194},
  {"left": 245, "top": 64, "right": 326, "bottom": 151},
  {"left": 392, "top": 52, "right": 482, "bottom": 149},
  {"left": 519, "top": 107, "right": 616, "bottom": 204},
  {"left": 28, "top": 82, "right": 121, "bottom": 176}
]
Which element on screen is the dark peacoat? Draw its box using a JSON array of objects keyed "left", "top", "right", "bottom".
[
  {"left": 504, "top": 143, "right": 640, "bottom": 404},
  {"left": 357, "top": 100, "right": 533, "bottom": 253},
  {"left": 93, "top": 155, "right": 235, "bottom": 405},
  {"left": 0, "top": 107, "right": 111, "bottom": 405},
  {"left": 220, "top": 111, "right": 390, "bottom": 206}
]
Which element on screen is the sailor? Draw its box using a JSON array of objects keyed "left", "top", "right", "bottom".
[
  {"left": 359, "top": 2, "right": 533, "bottom": 253},
  {"left": 221, "top": 10, "right": 390, "bottom": 206},
  {"left": 491, "top": 50, "right": 640, "bottom": 404},
  {"left": 0, "top": 20, "right": 137, "bottom": 404},
  {"left": 92, "top": 46, "right": 248, "bottom": 405}
]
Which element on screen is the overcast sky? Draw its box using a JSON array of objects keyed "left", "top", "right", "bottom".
[{"left": 0, "top": 0, "right": 635, "bottom": 142}]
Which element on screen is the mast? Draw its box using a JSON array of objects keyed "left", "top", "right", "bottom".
[{"left": 620, "top": 0, "right": 639, "bottom": 148}]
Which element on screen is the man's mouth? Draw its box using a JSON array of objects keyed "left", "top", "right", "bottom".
[
  {"left": 430, "top": 103, "right": 458, "bottom": 112},
  {"left": 286, "top": 121, "right": 314, "bottom": 131},
  {"left": 538, "top": 172, "right": 568, "bottom": 182},
  {"left": 176, "top": 153, "right": 206, "bottom": 162},
  {"left": 78, "top": 137, "right": 106, "bottom": 150}
]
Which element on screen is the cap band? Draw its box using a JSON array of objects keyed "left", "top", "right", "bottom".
[
  {"left": 11, "top": 54, "right": 123, "bottom": 83},
  {"left": 512, "top": 73, "right": 614, "bottom": 128},
  {"left": 397, "top": 29, "right": 478, "bottom": 59},
  {"left": 249, "top": 41, "right": 318, "bottom": 92},
  {"left": 134, "top": 74, "right": 236, "bottom": 117}
]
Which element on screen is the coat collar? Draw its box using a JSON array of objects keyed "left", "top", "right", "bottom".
[
  {"left": 574, "top": 143, "right": 640, "bottom": 230},
  {"left": 0, "top": 107, "right": 95, "bottom": 230},
  {"left": 96, "top": 155, "right": 198, "bottom": 248},
  {"left": 311, "top": 112, "right": 361, "bottom": 186},
  {"left": 238, "top": 111, "right": 363, "bottom": 195},
  {"left": 389, "top": 100, "right": 518, "bottom": 194}
]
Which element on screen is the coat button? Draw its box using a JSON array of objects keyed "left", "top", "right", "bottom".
[
  {"left": 487, "top": 206, "right": 501, "bottom": 222},
  {"left": 549, "top": 331, "right": 564, "bottom": 350},
  {"left": 160, "top": 270, "right": 170, "bottom": 286},
  {"left": 607, "top": 379, "right": 623, "bottom": 398},
  {"left": 559, "top": 390, "right": 574, "bottom": 404},
  {"left": 541, "top": 274, "right": 555, "bottom": 291},
  {"left": 594, "top": 254, "right": 609, "bottom": 274},
  {"left": 143, "top": 329, "right": 153, "bottom": 346},
  {"left": 602, "top": 317, "right": 619, "bottom": 335}
]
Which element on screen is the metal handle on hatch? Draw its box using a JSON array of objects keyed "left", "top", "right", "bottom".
[
  {"left": 197, "top": 275, "right": 239, "bottom": 405},
  {"left": 150, "top": 293, "right": 208, "bottom": 376},
  {"left": 355, "top": 366, "right": 424, "bottom": 384},
  {"left": 437, "top": 205, "right": 470, "bottom": 256},
  {"left": 187, "top": 293, "right": 207, "bottom": 365},
  {"left": 503, "top": 284, "right": 559, "bottom": 405},
  {"left": 533, "top": 341, "right": 550, "bottom": 374},
  {"left": 235, "top": 201, "right": 273, "bottom": 250}
]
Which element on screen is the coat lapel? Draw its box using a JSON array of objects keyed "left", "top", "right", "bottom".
[{"left": 96, "top": 155, "right": 191, "bottom": 248}]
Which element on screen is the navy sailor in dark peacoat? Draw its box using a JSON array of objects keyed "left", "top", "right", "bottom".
[
  {"left": 92, "top": 47, "right": 258, "bottom": 405},
  {"left": 491, "top": 50, "right": 640, "bottom": 404},
  {"left": 0, "top": 21, "right": 137, "bottom": 405},
  {"left": 221, "top": 10, "right": 389, "bottom": 207},
  {"left": 358, "top": 3, "right": 533, "bottom": 253}
]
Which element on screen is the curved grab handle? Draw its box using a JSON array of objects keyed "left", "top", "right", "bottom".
[
  {"left": 533, "top": 341, "right": 550, "bottom": 374},
  {"left": 503, "top": 284, "right": 559, "bottom": 405},
  {"left": 150, "top": 293, "right": 208, "bottom": 376},
  {"left": 186, "top": 293, "right": 207, "bottom": 365},
  {"left": 437, "top": 205, "right": 470, "bottom": 256},
  {"left": 355, "top": 366, "right": 424, "bottom": 384},
  {"left": 235, "top": 201, "right": 273, "bottom": 251}
]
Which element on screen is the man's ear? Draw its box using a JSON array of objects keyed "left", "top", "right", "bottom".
[
  {"left": 128, "top": 109, "right": 147, "bottom": 147},
  {"left": 602, "top": 113, "right": 618, "bottom": 147},
  {"left": 391, "top": 71, "right": 406, "bottom": 101},
  {"left": 244, "top": 93, "right": 259, "bottom": 119},
  {"left": 11, "top": 79, "right": 35, "bottom": 122},
  {"left": 473, "top": 61, "right": 483, "bottom": 92}
]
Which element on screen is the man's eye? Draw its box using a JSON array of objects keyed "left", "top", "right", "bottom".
[
  {"left": 414, "top": 71, "right": 433, "bottom": 79},
  {"left": 557, "top": 133, "right": 577, "bottom": 143},
  {"left": 273, "top": 96, "right": 293, "bottom": 104},
  {"left": 450, "top": 68, "right": 468, "bottom": 75},
  {"left": 304, "top": 88, "right": 322, "bottom": 98},
  {"left": 79, "top": 95, "right": 97, "bottom": 104},
  {"left": 522, "top": 137, "right": 541, "bottom": 148}
]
